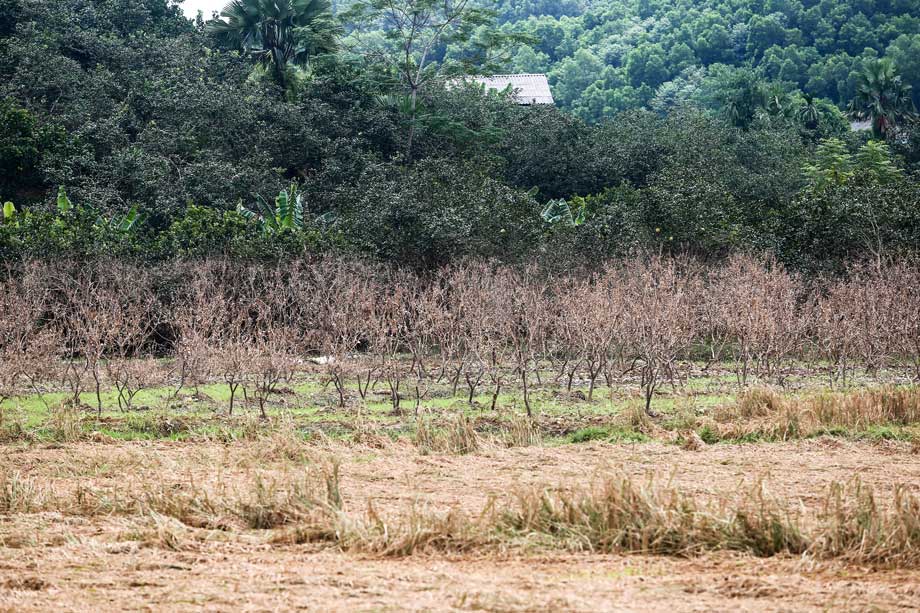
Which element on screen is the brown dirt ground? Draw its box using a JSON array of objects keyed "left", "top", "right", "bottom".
[{"left": 2, "top": 438, "right": 920, "bottom": 611}]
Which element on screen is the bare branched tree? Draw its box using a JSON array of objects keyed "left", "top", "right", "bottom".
[
  {"left": 618, "top": 257, "right": 699, "bottom": 415},
  {"left": 709, "top": 255, "right": 804, "bottom": 385}
]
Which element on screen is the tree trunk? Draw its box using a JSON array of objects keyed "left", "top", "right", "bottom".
[
  {"left": 522, "top": 369, "right": 531, "bottom": 417},
  {"left": 406, "top": 87, "right": 418, "bottom": 159}
]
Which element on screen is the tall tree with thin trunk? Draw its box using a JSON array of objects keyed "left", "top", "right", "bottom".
[{"left": 344, "top": 0, "right": 521, "bottom": 158}]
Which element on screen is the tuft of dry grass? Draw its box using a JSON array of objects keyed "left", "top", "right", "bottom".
[
  {"left": 0, "top": 416, "right": 30, "bottom": 443},
  {"left": 0, "top": 472, "right": 42, "bottom": 514},
  {"left": 500, "top": 414, "right": 542, "bottom": 448},
  {"left": 714, "top": 386, "right": 920, "bottom": 441},
  {"left": 501, "top": 475, "right": 920, "bottom": 566},
  {"left": 139, "top": 480, "right": 224, "bottom": 529},
  {"left": 236, "top": 471, "right": 326, "bottom": 529},
  {"left": 350, "top": 420, "right": 393, "bottom": 449},
  {"left": 814, "top": 480, "right": 920, "bottom": 566},
  {"left": 126, "top": 411, "right": 195, "bottom": 438},
  {"left": 414, "top": 414, "right": 481, "bottom": 455},
  {"left": 5, "top": 446, "right": 919, "bottom": 567},
  {"left": 48, "top": 403, "right": 83, "bottom": 442},
  {"left": 732, "top": 387, "right": 789, "bottom": 419},
  {"left": 242, "top": 426, "right": 313, "bottom": 465},
  {"left": 340, "top": 502, "right": 488, "bottom": 556},
  {"left": 140, "top": 512, "right": 194, "bottom": 551},
  {"left": 502, "top": 476, "right": 804, "bottom": 557}
]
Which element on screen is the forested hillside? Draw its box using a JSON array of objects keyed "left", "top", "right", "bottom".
[
  {"left": 0, "top": 0, "right": 918, "bottom": 272},
  {"left": 476, "top": 0, "right": 920, "bottom": 122}
]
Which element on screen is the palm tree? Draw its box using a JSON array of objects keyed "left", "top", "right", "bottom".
[
  {"left": 208, "top": 0, "right": 340, "bottom": 90},
  {"left": 760, "top": 84, "right": 793, "bottom": 120},
  {"left": 847, "top": 58, "right": 917, "bottom": 139},
  {"left": 797, "top": 94, "right": 821, "bottom": 131}
]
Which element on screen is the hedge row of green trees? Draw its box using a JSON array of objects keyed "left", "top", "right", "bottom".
[{"left": 0, "top": 0, "right": 918, "bottom": 272}]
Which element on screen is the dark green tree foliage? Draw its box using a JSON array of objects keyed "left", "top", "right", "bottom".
[
  {"left": 781, "top": 181, "right": 920, "bottom": 269},
  {"left": 334, "top": 159, "right": 543, "bottom": 266},
  {"left": 0, "top": 98, "right": 64, "bottom": 199},
  {"left": 343, "top": 0, "right": 531, "bottom": 157},
  {"left": 0, "top": 0, "right": 410, "bottom": 219},
  {"left": 1, "top": 0, "right": 919, "bottom": 273},
  {"left": 427, "top": 0, "right": 920, "bottom": 123}
]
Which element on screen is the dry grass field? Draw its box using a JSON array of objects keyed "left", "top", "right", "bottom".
[{"left": 2, "top": 383, "right": 920, "bottom": 611}]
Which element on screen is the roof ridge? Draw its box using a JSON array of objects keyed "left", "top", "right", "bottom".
[{"left": 465, "top": 74, "right": 555, "bottom": 105}]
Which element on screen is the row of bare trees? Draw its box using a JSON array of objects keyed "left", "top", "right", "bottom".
[{"left": 1, "top": 255, "right": 919, "bottom": 418}]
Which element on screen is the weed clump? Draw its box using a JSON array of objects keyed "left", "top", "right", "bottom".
[
  {"left": 501, "top": 414, "right": 542, "bottom": 448},
  {"left": 714, "top": 386, "right": 920, "bottom": 442},
  {"left": 569, "top": 425, "right": 649, "bottom": 444},
  {"left": 413, "top": 414, "right": 481, "bottom": 455},
  {"left": 0, "top": 472, "right": 42, "bottom": 514}
]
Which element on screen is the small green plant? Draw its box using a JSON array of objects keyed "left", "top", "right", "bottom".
[
  {"left": 569, "top": 426, "right": 649, "bottom": 444},
  {"left": 861, "top": 425, "right": 913, "bottom": 442},
  {"left": 56, "top": 186, "right": 72, "bottom": 213},
  {"left": 55, "top": 185, "right": 143, "bottom": 231},
  {"left": 541, "top": 197, "right": 586, "bottom": 227},
  {"left": 697, "top": 424, "right": 720, "bottom": 445},
  {"left": 569, "top": 426, "right": 610, "bottom": 443},
  {"left": 238, "top": 184, "right": 306, "bottom": 232}
]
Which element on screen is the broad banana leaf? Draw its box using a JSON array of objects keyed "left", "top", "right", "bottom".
[
  {"left": 57, "top": 187, "right": 72, "bottom": 213},
  {"left": 292, "top": 191, "right": 304, "bottom": 229},
  {"left": 541, "top": 199, "right": 574, "bottom": 225},
  {"left": 276, "top": 187, "right": 291, "bottom": 227}
]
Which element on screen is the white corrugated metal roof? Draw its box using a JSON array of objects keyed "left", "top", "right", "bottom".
[{"left": 470, "top": 74, "right": 555, "bottom": 105}]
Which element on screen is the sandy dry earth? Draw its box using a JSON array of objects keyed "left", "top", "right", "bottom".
[
  {"left": 4, "top": 545, "right": 920, "bottom": 612},
  {"left": 2, "top": 439, "right": 919, "bottom": 611}
]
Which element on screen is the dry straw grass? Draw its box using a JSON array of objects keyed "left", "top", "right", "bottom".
[
  {"left": 815, "top": 480, "right": 920, "bottom": 566},
  {"left": 0, "top": 471, "right": 41, "bottom": 514},
  {"left": 415, "top": 413, "right": 542, "bottom": 454},
  {"left": 503, "top": 476, "right": 808, "bottom": 557},
  {"left": 713, "top": 386, "right": 920, "bottom": 440},
  {"left": 414, "top": 414, "right": 481, "bottom": 455},
  {"left": 48, "top": 403, "right": 83, "bottom": 442},
  {"left": 502, "top": 476, "right": 920, "bottom": 567},
  {"left": 500, "top": 414, "right": 542, "bottom": 448},
  {"left": 3, "top": 464, "right": 919, "bottom": 567}
]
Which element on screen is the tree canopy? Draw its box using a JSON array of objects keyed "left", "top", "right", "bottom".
[{"left": 0, "top": 0, "right": 918, "bottom": 273}]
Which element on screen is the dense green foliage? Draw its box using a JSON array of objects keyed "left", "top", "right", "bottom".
[
  {"left": 0, "top": 0, "right": 918, "bottom": 271},
  {"left": 470, "top": 0, "right": 920, "bottom": 123}
]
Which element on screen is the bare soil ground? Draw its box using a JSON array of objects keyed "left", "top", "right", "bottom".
[{"left": 2, "top": 439, "right": 919, "bottom": 611}]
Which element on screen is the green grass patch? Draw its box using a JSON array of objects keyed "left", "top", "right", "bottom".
[{"left": 568, "top": 426, "right": 650, "bottom": 444}]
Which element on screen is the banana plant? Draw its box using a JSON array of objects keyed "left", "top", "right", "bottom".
[
  {"left": 55, "top": 186, "right": 143, "bottom": 231},
  {"left": 541, "top": 197, "right": 587, "bottom": 227},
  {"left": 101, "top": 206, "right": 142, "bottom": 232},
  {"left": 57, "top": 186, "right": 72, "bottom": 213},
  {"left": 2, "top": 201, "right": 15, "bottom": 222},
  {"left": 238, "top": 184, "right": 306, "bottom": 232}
]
